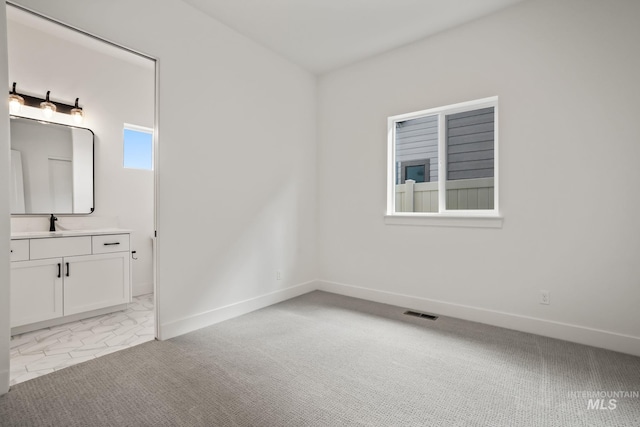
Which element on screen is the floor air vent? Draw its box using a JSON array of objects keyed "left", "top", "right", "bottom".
[{"left": 404, "top": 310, "right": 438, "bottom": 320}]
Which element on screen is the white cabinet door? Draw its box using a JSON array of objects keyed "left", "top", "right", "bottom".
[
  {"left": 63, "top": 252, "right": 130, "bottom": 316},
  {"left": 10, "top": 259, "right": 63, "bottom": 328}
]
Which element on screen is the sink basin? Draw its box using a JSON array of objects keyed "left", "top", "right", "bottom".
[{"left": 11, "top": 228, "right": 130, "bottom": 239}]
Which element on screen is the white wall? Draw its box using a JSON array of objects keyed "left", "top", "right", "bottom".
[
  {"left": 317, "top": 0, "right": 640, "bottom": 354},
  {"left": 7, "top": 15, "right": 156, "bottom": 295},
  {"left": 1, "top": 0, "right": 318, "bottom": 356},
  {"left": 0, "top": 3, "right": 10, "bottom": 396}
]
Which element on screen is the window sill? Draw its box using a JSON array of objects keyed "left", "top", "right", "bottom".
[{"left": 384, "top": 213, "right": 503, "bottom": 228}]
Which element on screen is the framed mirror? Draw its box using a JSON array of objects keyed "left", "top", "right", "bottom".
[{"left": 10, "top": 116, "right": 94, "bottom": 215}]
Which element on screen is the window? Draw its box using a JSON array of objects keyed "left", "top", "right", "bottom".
[
  {"left": 387, "top": 97, "right": 500, "bottom": 227},
  {"left": 400, "top": 159, "right": 430, "bottom": 184},
  {"left": 123, "top": 124, "right": 153, "bottom": 170}
]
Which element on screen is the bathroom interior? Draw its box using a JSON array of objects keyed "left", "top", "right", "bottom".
[{"left": 6, "top": 4, "right": 156, "bottom": 385}]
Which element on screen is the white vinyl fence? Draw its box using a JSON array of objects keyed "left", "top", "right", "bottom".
[{"left": 395, "top": 177, "right": 494, "bottom": 212}]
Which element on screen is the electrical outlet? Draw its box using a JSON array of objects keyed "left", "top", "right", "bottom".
[
  {"left": 276, "top": 270, "right": 282, "bottom": 281},
  {"left": 540, "top": 290, "right": 550, "bottom": 305}
]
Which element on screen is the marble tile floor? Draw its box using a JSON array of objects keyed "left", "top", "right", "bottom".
[{"left": 10, "top": 294, "right": 155, "bottom": 386}]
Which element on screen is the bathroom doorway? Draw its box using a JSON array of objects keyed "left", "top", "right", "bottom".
[{"left": 6, "top": 3, "right": 159, "bottom": 386}]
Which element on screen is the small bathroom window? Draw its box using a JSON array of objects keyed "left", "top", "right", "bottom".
[{"left": 123, "top": 124, "right": 153, "bottom": 170}]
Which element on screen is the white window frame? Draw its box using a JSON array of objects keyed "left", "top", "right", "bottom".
[
  {"left": 385, "top": 96, "right": 502, "bottom": 228},
  {"left": 123, "top": 123, "right": 154, "bottom": 171}
]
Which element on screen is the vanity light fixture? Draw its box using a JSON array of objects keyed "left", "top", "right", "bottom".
[
  {"left": 8, "top": 82, "right": 24, "bottom": 114},
  {"left": 40, "top": 91, "right": 57, "bottom": 119},
  {"left": 8, "top": 82, "right": 85, "bottom": 123}
]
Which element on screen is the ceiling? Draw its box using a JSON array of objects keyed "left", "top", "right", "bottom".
[
  {"left": 180, "top": 0, "right": 526, "bottom": 74},
  {"left": 6, "top": 5, "right": 154, "bottom": 70}
]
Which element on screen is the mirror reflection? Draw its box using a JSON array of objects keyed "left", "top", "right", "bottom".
[{"left": 10, "top": 116, "right": 94, "bottom": 214}]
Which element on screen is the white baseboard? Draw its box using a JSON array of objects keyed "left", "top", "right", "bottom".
[
  {"left": 11, "top": 304, "right": 128, "bottom": 336},
  {"left": 159, "top": 281, "right": 317, "bottom": 340},
  {"left": 316, "top": 280, "right": 640, "bottom": 357},
  {"left": 133, "top": 281, "right": 153, "bottom": 297},
  {"left": 156, "top": 278, "right": 640, "bottom": 356}
]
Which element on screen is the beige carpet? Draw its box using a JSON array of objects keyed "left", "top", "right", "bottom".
[{"left": 1, "top": 291, "right": 639, "bottom": 426}]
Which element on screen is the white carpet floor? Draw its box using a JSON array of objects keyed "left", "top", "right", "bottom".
[{"left": 1, "top": 291, "right": 638, "bottom": 426}]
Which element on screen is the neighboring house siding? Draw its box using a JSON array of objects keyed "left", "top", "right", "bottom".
[
  {"left": 446, "top": 107, "right": 494, "bottom": 180},
  {"left": 395, "top": 115, "right": 438, "bottom": 182}
]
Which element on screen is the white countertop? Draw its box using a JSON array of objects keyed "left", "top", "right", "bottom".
[{"left": 11, "top": 228, "right": 132, "bottom": 239}]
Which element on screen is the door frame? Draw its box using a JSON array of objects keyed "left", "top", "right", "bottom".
[{"left": 4, "top": 0, "right": 162, "bottom": 341}]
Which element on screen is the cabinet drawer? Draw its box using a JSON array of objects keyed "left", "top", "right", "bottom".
[
  {"left": 92, "top": 234, "right": 130, "bottom": 254},
  {"left": 30, "top": 236, "right": 92, "bottom": 260},
  {"left": 10, "top": 239, "right": 29, "bottom": 261}
]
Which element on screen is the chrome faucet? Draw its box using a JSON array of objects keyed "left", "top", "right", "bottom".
[{"left": 49, "top": 214, "right": 58, "bottom": 232}]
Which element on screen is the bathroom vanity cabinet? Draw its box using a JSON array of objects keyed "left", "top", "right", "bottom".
[{"left": 10, "top": 230, "right": 131, "bottom": 334}]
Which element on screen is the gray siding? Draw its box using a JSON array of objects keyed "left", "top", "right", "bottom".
[
  {"left": 446, "top": 107, "right": 494, "bottom": 181},
  {"left": 395, "top": 115, "right": 438, "bottom": 182}
]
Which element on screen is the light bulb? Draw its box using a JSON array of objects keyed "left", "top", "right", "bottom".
[
  {"left": 9, "top": 94, "right": 23, "bottom": 114},
  {"left": 8, "top": 83, "right": 24, "bottom": 115},
  {"left": 42, "top": 105, "right": 54, "bottom": 119},
  {"left": 71, "top": 108, "right": 84, "bottom": 124},
  {"left": 40, "top": 91, "right": 56, "bottom": 120},
  {"left": 41, "top": 101, "right": 56, "bottom": 119}
]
